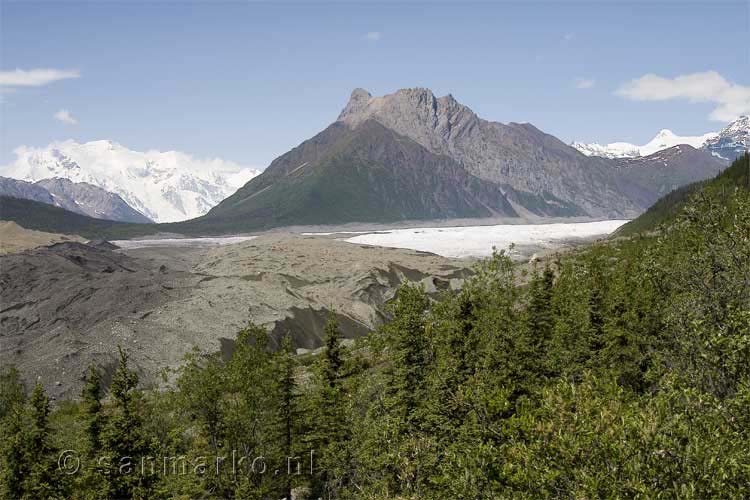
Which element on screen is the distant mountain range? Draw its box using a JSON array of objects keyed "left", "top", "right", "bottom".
[
  {"left": 1, "top": 140, "right": 261, "bottom": 222},
  {"left": 573, "top": 115, "right": 749, "bottom": 161},
  {"left": 0, "top": 176, "right": 151, "bottom": 223},
  {"left": 0, "top": 88, "right": 730, "bottom": 237}
]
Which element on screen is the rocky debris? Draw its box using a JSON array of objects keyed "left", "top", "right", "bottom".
[
  {"left": 0, "top": 234, "right": 473, "bottom": 400},
  {"left": 87, "top": 239, "right": 120, "bottom": 251}
]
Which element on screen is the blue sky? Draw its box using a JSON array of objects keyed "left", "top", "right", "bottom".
[{"left": 1, "top": 1, "right": 748, "bottom": 167}]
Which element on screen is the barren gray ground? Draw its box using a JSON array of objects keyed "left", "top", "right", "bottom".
[{"left": 1, "top": 233, "right": 474, "bottom": 400}]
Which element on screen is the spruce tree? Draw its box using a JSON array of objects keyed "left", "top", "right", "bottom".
[
  {"left": 23, "top": 383, "right": 58, "bottom": 499},
  {"left": 100, "top": 347, "right": 154, "bottom": 500},
  {"left": 307, "top": 315, "right": 352, "bottom": 498}
]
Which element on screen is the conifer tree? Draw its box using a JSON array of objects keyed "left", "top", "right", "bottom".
[
  {"left": 275, "top": 334, "right": 298, "bottom": 500},
  {"left": 100, "top": 347, "right": 154, "bottom": 500},
  {"left": 307, "top": 315, "right": 352, "bottom": 498},
  {"left": 23, "top": 382, "right": 58, "bottom": 499}
]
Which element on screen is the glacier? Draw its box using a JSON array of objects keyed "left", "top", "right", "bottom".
[{"left": 341, "top": 220, "right": 629, "bottom": 258}]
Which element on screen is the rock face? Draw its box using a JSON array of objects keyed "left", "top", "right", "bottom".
[
  {"left": 0, "top": 235, "right": 473, "bottom": 399},
  {"left": 0, "top": 176, "right": 55, "bottom": 205},
  {"left": 36, "top": 178, "right": 152, "bottom": 223},
  {"left": 336, "top": 88, "right": 643, "bottom": 217},
  {"left": 0, "top": 176, "right": 151, "bottom": 223}
]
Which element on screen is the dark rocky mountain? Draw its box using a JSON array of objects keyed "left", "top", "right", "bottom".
[
  {"left": 204, "top": 88, "right": 726, "bottom": 230},
  {"left": 612, "top": 145, "right": 726, "bottom": 206},
  {"left": 201, "top": 118, "right": 520, "bottom": 232},
  {"left": 337, "top": 88, "right": 645, "bottom": 217},
  {"left": 0, "top": 176, "right": 151, "bottom": 223},
  {"left": 0, "top": 176, "right": 55, "bottom": 205}
]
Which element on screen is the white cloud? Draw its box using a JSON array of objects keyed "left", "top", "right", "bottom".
[
  {"left": 575, "top": 78, "right": 595, "bottom": 89},
  {"left": 563, "top": 32, "right": 575, "bottom": 43},
  {"left": 616, "top": 71, "right": 750, "bottom": 122},
  {"left": 0, "top": 68, "right": 80, "bottom": 87},
  {"left": 364, "top": 31, "right": 381, "bottom": 41},
  {"left": 54, "top": 109, "right": 78, "bottom": 125}
]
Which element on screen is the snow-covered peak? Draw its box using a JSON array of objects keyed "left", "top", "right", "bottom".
[
  {"left": 640, "top": 130, "right": 717, "bottom": 156},
  {"left": 702, "top": 115, "right": 749, "bottom": 160},
  {"left": 1, "top": 140, "right": 262, "bottom": 223},
  {"left": 573, "top": 129, "right": 718, "bottom": 159}
]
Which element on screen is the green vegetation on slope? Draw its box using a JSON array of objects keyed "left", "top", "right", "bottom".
[
  {"left": 0, "top": 196, "right": 158, "bottom": 240},
  {"left": 2, "top": 176, "right": 749, "bottom": 498},
  {"left": 617, "top": 152, "right": 749, "bottom": 236}
]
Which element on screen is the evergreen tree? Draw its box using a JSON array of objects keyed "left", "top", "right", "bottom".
[
  {"left": 526, "top": 264, "right": 555, "bottom": 369},
  {"left": 100, "top": 347, "right": 154, "bottom": 500},
  {"left": 23, "top": 383, "right": 58, "bottom": 499},
  {"left": 0, "top": 397, "right": 26, "bottom": 499},
  {"left": 275, "top": 334, "right": 298, "bottom": 500},
  {"left": 307, "top": 315, "right": 353, "bottom": 498}
]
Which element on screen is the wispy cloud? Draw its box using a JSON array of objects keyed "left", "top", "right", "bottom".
[
  {"left": 562, "top": 32, "right": 575, "bottom": 43},
  {"left": 575, "top": 78, "right": 595, "bottom": 89},
  {"left": 54, "top": 109, "right": 78, "bottom": 125},
  {"left": 364, "top": 31, "right": 381, "bottom": 42},
  {"left": 616, "top": 71, "right": 750, "bottom": 121},
  {"left": 0, "top": 68, "right": 80, "bottom": 87}
]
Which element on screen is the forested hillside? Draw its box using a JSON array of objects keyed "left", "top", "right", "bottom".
[
  {"left": 617, "top": 152, "right": 749, "bottom": 236},
  {"left": 1, "top": 168, "right": 749, "bottom": 499}
]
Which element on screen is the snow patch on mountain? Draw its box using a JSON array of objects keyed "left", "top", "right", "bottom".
[{"left": 1, "top": 140, "right": 262, "bottom": 222}]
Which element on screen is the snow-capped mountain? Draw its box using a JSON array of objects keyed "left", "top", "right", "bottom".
[
  {"left": 703, "top": 115, "right": 750, "bottom": 161},
  {"left": 573, "top": 116, "right": 749, "bottom": 161},
  {"left": 572, "top": 130, "right": 718, "bottom": 159},
  {"left": 1, "top": 140, "right": 262, "bottom": 222}
]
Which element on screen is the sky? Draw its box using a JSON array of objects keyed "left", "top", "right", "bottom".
[{"left": 1, "top": 1, "right": 749, "bottom": 168}]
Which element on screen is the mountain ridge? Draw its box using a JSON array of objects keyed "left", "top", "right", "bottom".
[
  {"left": 0, "top": 176, "right": 151, "bottom": 223},
  {"left": 573, "top": 115, "right": 748, "bottom": 161}
]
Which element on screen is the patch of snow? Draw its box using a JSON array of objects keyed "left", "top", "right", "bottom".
[{"left": 343, "top": 220, "right": 629, "bottom": 258}]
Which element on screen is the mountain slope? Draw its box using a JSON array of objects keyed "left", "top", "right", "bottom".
[
  {"left": 199, "top": 119, "right": 518, "bottom": 233},
  {"left": 0, "top": 176, "right": 151, "bottom": 223},
  {"left": 611, "top": 145, "right": 726, "bottom": 206},
  {"left": 616, "top": 152, "right": 749, "bottom": 236},
  {"left": 2, "top": 140, "right": 261, "bottom": 222},
  {"left": 337, "top": 88, "right": 642, "bottom": 217},
  {"left": 0, "top": 196, "right": 154, "bottom": 240}
]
